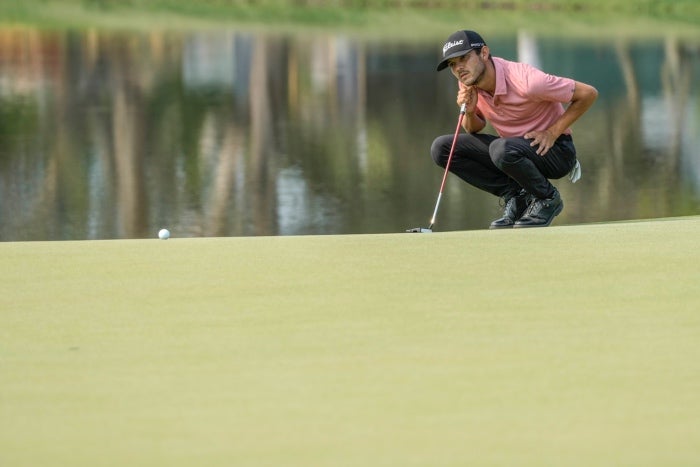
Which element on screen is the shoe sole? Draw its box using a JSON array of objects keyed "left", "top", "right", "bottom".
[{"left": 512, "top": 202, "right": 564, "bottom": 228}]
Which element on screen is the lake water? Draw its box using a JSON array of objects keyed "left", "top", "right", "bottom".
[{"left": 1, "top": 27, "right": 699, "bottom": 240}]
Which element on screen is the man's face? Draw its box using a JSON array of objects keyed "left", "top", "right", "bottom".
[{"left": 449, "top": 49, "right": 485, "bottom": 86}]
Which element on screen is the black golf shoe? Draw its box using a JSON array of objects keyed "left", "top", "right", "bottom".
[
  {"left": 489, "top": 190, "right": 531, "bottom": 229},
  {"left": 513, "top": 189, "right": 563, "bottom": 228}
]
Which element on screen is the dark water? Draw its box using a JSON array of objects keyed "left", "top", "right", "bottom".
[{"left": 0, "top": 28, "right": 699, "bottom": 240}]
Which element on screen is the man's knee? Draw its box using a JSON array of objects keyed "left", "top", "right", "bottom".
[
  {"left": 489, "top": 138, "right": 524, "bottom": 170},
  {"left": 430, "top": 135, "right": 454, "bottom": 166}
]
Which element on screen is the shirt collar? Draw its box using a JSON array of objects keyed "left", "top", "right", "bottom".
[{"left": 492, "top": 57, "right": 507, "bottom": 100}]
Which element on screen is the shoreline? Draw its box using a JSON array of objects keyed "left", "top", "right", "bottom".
[{"left": 2, "top": 1, "right": 700, "bottom": 40}]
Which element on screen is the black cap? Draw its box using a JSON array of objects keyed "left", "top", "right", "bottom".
[{"left": 436, "top": 30, "right": 486, "bottom": 71}]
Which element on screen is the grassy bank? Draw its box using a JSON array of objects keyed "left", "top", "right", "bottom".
[
  {"left": 2, "top": 0, "right": 700, "bottom": 38},
  {"left": 2, "top": 217, "right": 700, "bottom": 466}
]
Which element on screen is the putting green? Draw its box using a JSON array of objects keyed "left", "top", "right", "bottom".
[{"left": 2, "top": 217, "right": 699, "bottom": 466}]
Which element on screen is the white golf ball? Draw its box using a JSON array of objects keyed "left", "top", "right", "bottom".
[{"left": 158, "top": 228, "right": 170, "bottom": 240}]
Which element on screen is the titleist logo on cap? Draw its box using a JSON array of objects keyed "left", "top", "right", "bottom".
[
  {"left": 442, "top": 40, "right": 485, "bottom": 55},
  {"left": 443, "top": 40, "right": 464, "bottom": 54}
]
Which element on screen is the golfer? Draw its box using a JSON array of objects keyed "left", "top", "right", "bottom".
[{"left": 431, "top": 30, "right": 598, "bottom": 228}]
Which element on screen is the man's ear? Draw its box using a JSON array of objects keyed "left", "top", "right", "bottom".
[{"left": 480, "top": 45, "right": 490, "bottom": 60}]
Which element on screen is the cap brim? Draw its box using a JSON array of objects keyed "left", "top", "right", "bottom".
[{"left": 436, "top": 48, "right": 473, "bottom": 71}]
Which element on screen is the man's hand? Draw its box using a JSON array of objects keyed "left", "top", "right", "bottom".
[
  {"left": 524, "top": 129, "right": 557, "bottom": 156},
  {"left": 457, "top": 86, "right": 478, "bottom": 114}
]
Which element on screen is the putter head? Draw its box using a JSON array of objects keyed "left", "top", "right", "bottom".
[{"left": 406, "top": 227, "right": 432, "bottom": 233}]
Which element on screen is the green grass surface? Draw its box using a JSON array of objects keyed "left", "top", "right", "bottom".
[{"left": 2, "top": 217, "right": 700, "bottom": 466}]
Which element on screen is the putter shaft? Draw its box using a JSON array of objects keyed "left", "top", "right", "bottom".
[{"left": 427, "top": 104, "right": 466, "bottom": 230}]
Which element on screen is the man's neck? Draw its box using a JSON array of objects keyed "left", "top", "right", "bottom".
[{"left": 477, "top": 59, "right": 496, "bottom": 95}]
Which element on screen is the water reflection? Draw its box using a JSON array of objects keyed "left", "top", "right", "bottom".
[{"left": 0, "top": 27, "right": 698, "bottom": 240}]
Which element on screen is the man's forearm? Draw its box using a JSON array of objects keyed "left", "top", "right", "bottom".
[
  {"left": 547, "top": 82, "right": 598, "bottom": 137},
  {"left": 463, "top": 111, "right": 486, "bottom": 133}
]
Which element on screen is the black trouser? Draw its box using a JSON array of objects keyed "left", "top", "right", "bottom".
[{"left": 430, "top": 133, "right": 577, "bottom": 200}]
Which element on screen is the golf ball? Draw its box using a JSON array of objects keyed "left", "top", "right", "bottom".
[{"left": 158, "top": 228, "right": 170, "bottom": 240}]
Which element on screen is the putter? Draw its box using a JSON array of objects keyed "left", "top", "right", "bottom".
[{"left": 406, "top": 103, "right": 466, "bottom": 233}]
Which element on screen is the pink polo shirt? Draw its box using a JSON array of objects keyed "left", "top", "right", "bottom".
[{"left": 462, "top": 57, "right": 576, "bottom": 138}]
